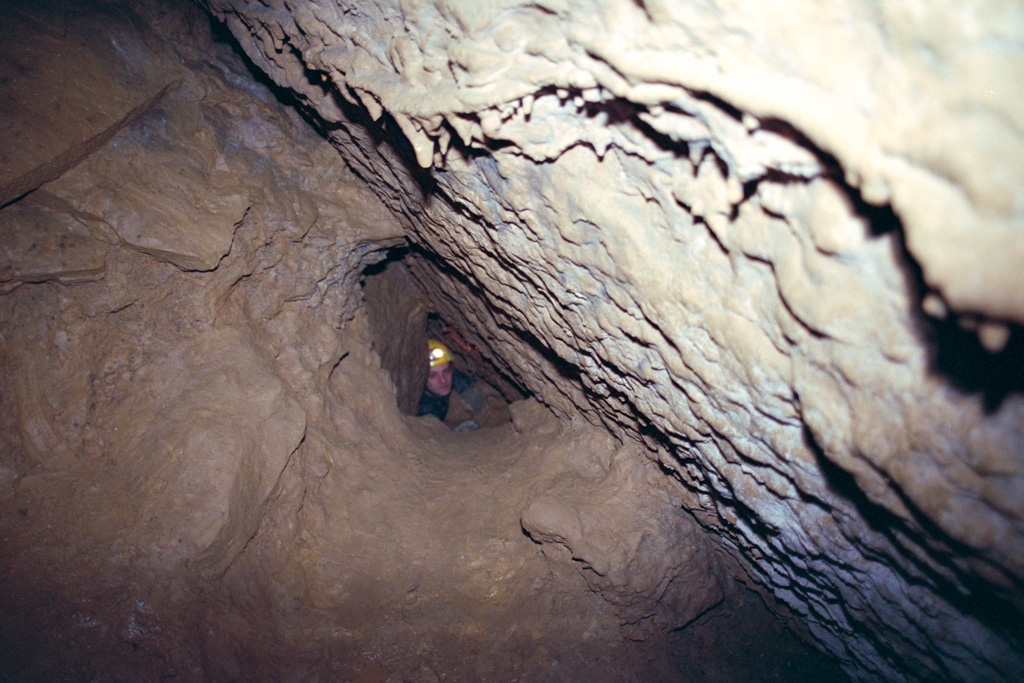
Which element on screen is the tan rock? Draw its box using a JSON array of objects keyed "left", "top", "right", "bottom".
[
  {"left": 206, "top": 0, "right": 1024, "bottom": 680},
  {"left": 0, "top": 195, "right": 107, "bottom": 290},
  {"left": 2, "top": 0, "right": 1022, "bottom": 681}
]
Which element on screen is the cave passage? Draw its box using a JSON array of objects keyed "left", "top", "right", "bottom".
[
  {"left": 3, "top": 0, "right": 1022, "bottom": 680},
  {"left": 361, "top": 247, "right": 522, "bottom": 432},
  {"left": 352, "top": 246, "right": 850, "bottom": 680}
]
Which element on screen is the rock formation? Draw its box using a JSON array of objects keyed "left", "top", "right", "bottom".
[{"left": 1, "top": 0, "right": 1022, "bottom": 680}]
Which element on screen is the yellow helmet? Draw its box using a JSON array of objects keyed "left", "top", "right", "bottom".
[{"left": 428, "top": 339, "right": 452, "bottom": 368}]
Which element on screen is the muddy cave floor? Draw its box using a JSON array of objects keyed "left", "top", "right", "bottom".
[{"left": 1, "top": 396, "right": 847, "bottom": 682}]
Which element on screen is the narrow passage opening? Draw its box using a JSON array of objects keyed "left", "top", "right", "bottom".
[{"left": 360, "top": 246, "right": 526, "bottom": 431}]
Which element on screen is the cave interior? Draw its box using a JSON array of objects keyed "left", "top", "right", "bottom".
[{"left": 1, "top": 0, "right": 1022, "bottom": 681}]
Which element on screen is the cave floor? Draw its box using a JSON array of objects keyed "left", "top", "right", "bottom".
[
  {"left": 213, "top": 408, "right": 674, "bottom": 680},
  {"left": 1, "top": 390, "right": 846, "bottom": 682},
  {"left": 199, "top": 394, "right": 848, "bottom": 682}
]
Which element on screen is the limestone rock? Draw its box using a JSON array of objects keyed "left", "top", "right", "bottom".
[
  {"left": 0, "top": 2, "right": 404, "bottom": 676},
  {"left": 362, "top": 258, "right": 429, "bottom": 415},
  {"left": 41, "top": 90, "right": 254, "bottom": 271},
  {"left": 110, "top": 326, "right": 307, "bottom": 576},
  {"left": 0, "top": 0, "right": 172, "bottom": 206},
  {"left": 522, "top": 441, "right": 724, "bottom": 633},
  {"left": 0, "top": 195, "right": 107, "bottom": 291},
  {"left": 2, "top": 0, "right": 1021, "bottom": 680},
  {"left": 206, "top": 1, "right": 1024, "bottom": 680}
]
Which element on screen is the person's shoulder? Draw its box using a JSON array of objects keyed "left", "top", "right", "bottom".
[
  {"left": 452, "top": 370, "right": 475, "bottom": 393},
  {"left": 417, "top": 389, "right": 448, "bottom": 418}
]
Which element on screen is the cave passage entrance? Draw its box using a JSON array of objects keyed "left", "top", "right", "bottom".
[{"left": 360, "top": 246, "right": 527, "bottom": 430}]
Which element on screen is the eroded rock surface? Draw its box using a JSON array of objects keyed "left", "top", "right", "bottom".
[
  {"left": 2, "top": 1, "right": 784, "bottom": 680},
  {"left": 362, "top": 257, "right": 429, "bottom": 415},
  {"left": 203, "top": 1, "right": 1024, "bottom": 680},
  {"left": 520, "top": 430, "right": 724, "bottom": 634}
]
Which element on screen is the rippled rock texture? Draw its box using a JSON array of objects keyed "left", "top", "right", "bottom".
[
  {"left": 2, "top": 0, "right": 1022, "bottom": 679},
  {"left": 202, "top": 1, "right": 1024, "bottom": 680}
]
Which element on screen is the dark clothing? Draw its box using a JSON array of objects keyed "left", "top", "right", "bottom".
[
  {"left": 417, "top": 370, "right": 475, "bottom": 421},
  {"left": 417, "top": 389, "right": 450, "bottom": 422}
]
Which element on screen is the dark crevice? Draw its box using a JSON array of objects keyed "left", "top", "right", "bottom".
[
  {"left": 628, "top": 106, "right": 691, "bottom": 159},
  {"left": 207, "top": 15, "right": 307, "bottom": 118},
  {"left": 931, "top": 319, "right": 1024, "bottom": 412},
  {"left": 757, "top": 118, "right": 1022, "bottom": 412},
  {"left": 759, "top": 117, "right": 839, "bottom": 170},
  {"left": 688, "top": 89, "right": 745, "bottom": 123},
  {"left": 373, "top": 111, "right": 440, "bottom": 196},
  {"left": 360, "top": 244, "right": 409, "bottom": 279},
  {"left": 506, "top": 322, "right": 582, "bottom": 386}
]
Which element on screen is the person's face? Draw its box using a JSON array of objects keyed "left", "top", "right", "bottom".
[{"left": 426, "top": 362, "right": 454, "bottom": 396}]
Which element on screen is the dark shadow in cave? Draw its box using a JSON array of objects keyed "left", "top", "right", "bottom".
[
  {"left": 671, "top": 583, "right": 851, "bottom": 683},
  {"left": 836, "top": 175, "right": 1024, "bottom": 412},
  {"left": 504, "top": 320, "right": 583, "bottom": 387},
  {"left": 207, "top": 16, "right": 307, "bottom": 115},
  {"left": 931, "top": 320, "right": 1024, "bottom": 413},
  {"left": 361, "top": 244, "right": 409, "bottom": 279},
  {"left": 367, "top": 109, "right": 440, "bottom": 196}
]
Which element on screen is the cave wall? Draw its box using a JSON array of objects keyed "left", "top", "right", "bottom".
[
  {"left": 203, "top": 1, "right": 1024, "bottom": 680},
  {"left": 0, "top": 2, "right": 404, "bottom": 673},
  {"left": 362, "top": 258, "right": 429, "bottom": 414}
]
